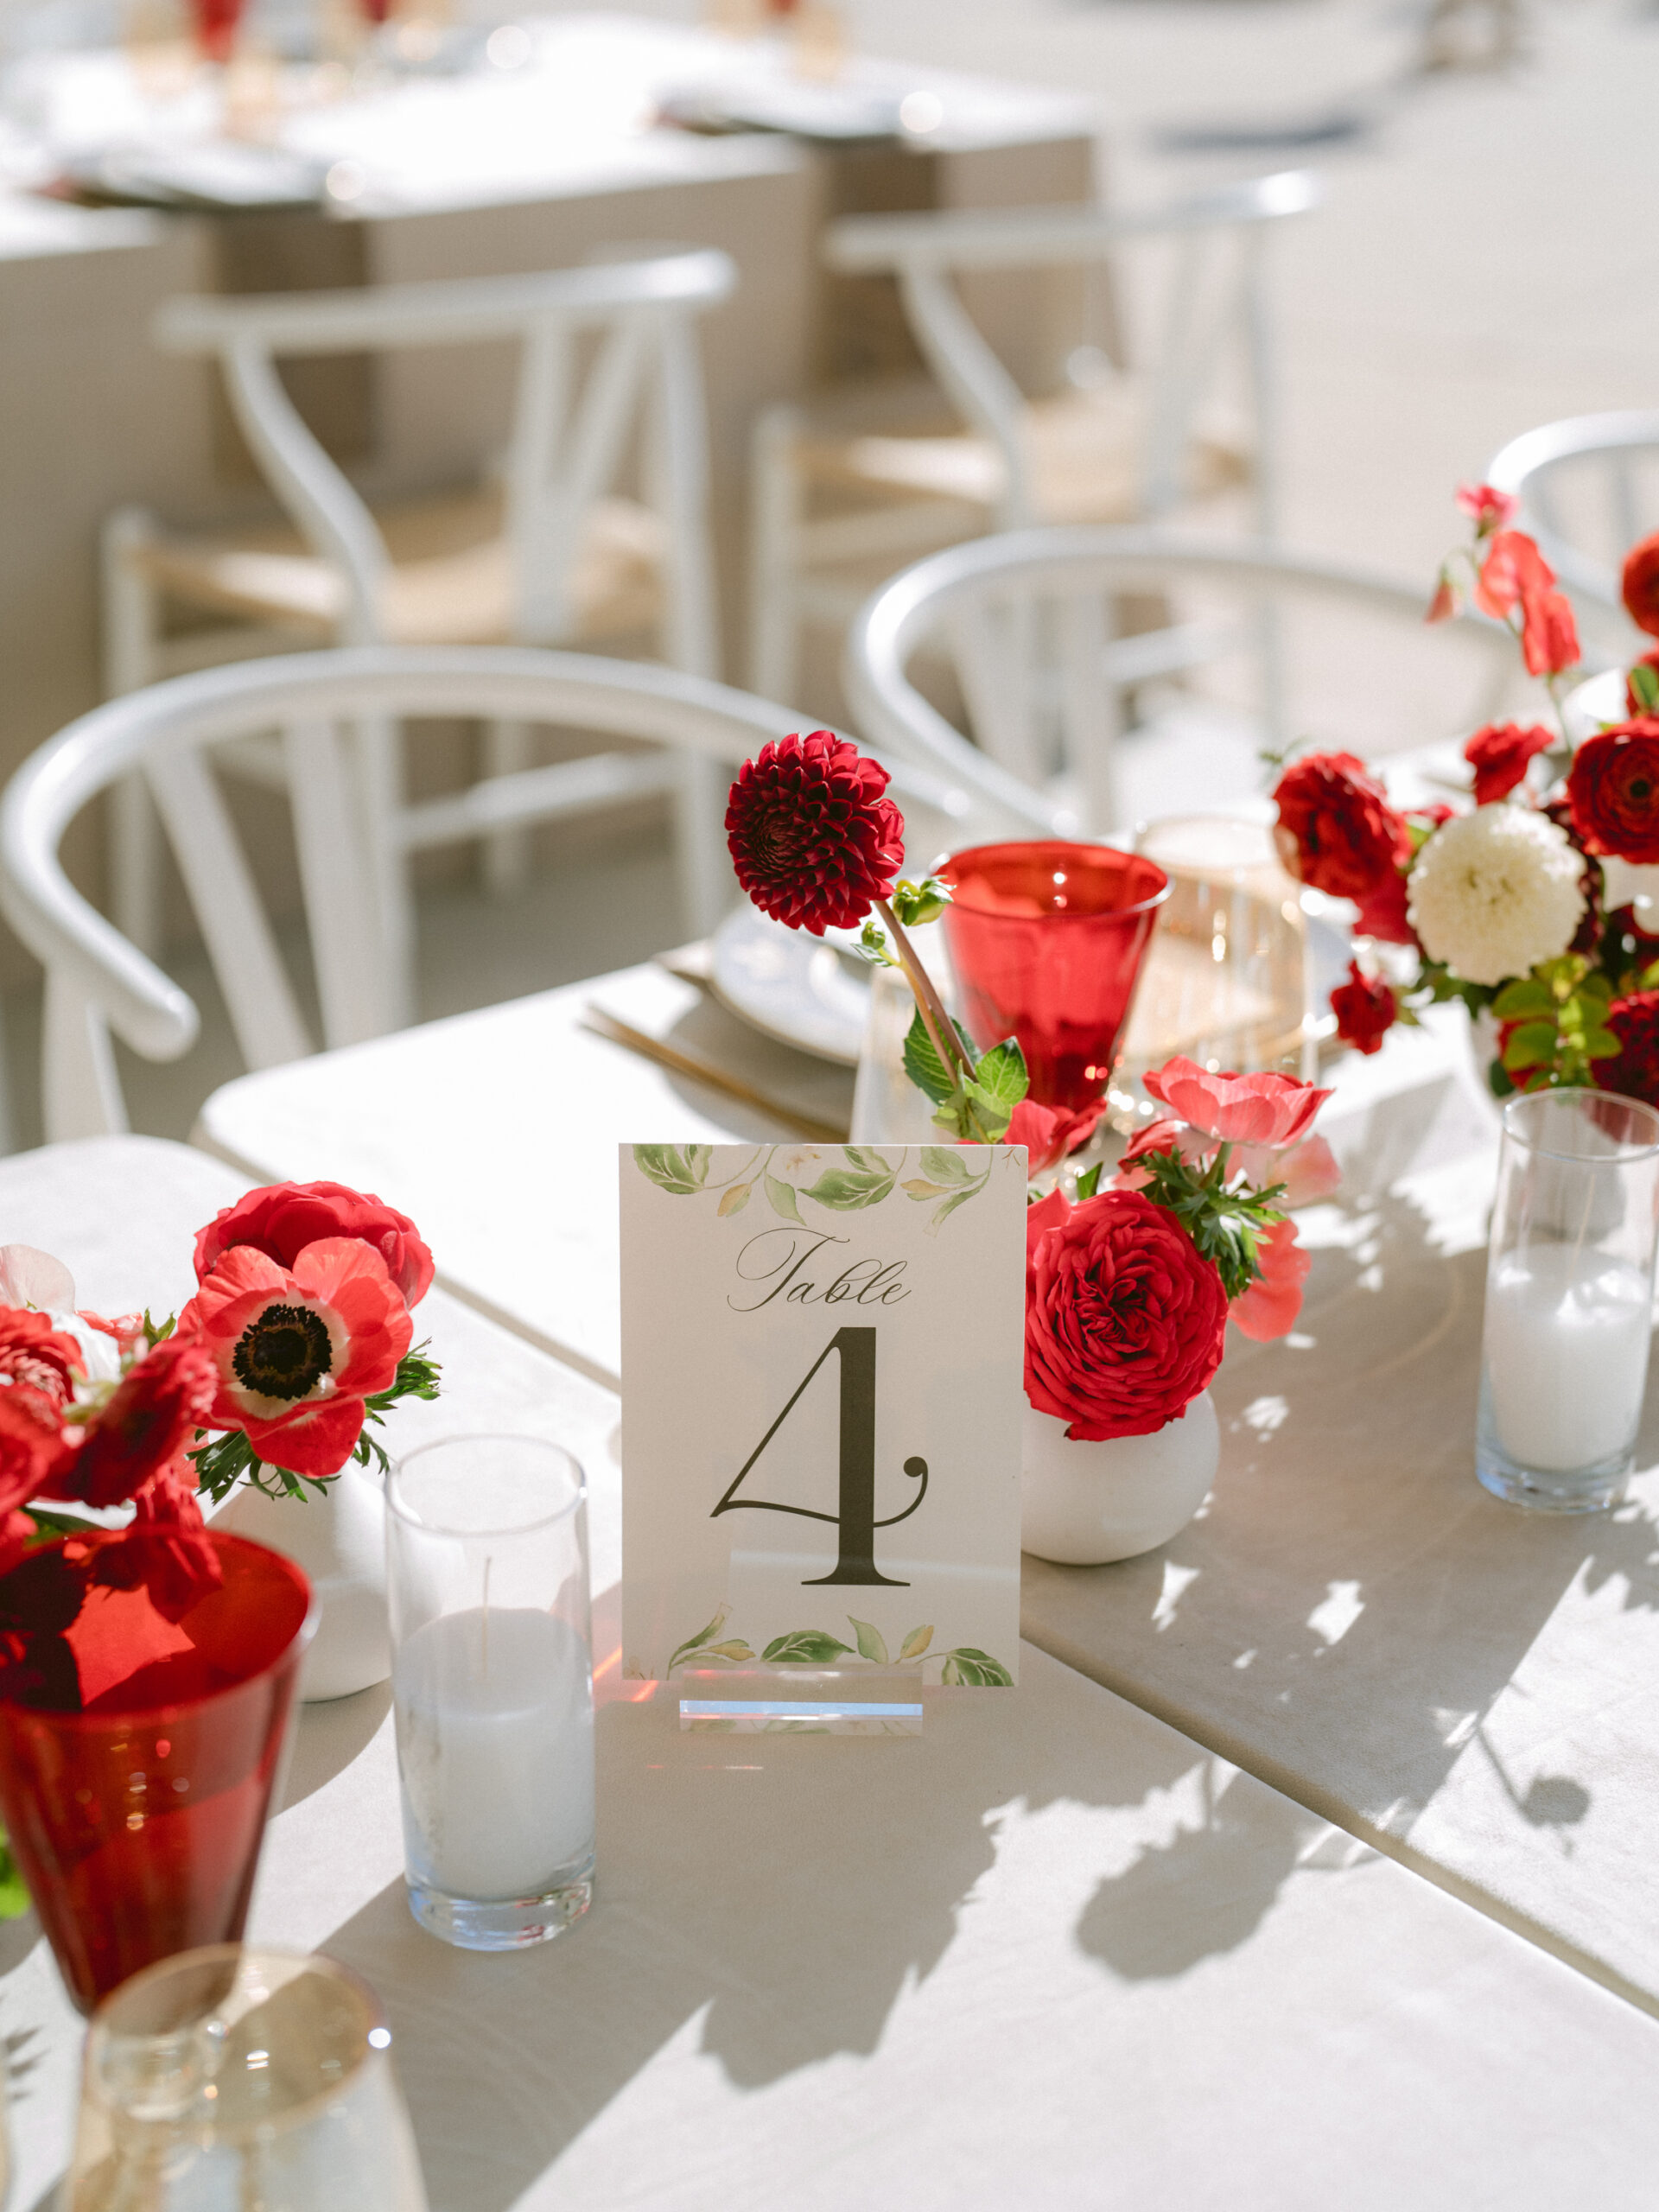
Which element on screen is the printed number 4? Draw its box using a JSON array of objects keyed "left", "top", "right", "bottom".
[{"left": 713, "top": 1326, "right": 928, "bottom": 1587}]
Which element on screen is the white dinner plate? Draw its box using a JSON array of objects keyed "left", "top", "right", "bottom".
[{"left": 708, "top": 905, "right": 870, "bottom": 1065}]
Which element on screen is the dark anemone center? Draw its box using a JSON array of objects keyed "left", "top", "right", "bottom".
[{"left": 233, "top": 1301, "right": 331, "bottom": 1402}]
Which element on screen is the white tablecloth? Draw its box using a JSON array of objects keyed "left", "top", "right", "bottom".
[{"left": 3, "top": 1137, "right": 1657, "bottom": 2208}]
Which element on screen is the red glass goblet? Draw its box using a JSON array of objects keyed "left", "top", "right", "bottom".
[
  {"left": 940, "top": 840, "right": 1170, "bottom": 1109},
  {"left": 188, "top": 0, "right": 245, "bottom": 65},
  {"left": 0, "top": 1533, "right": 314, "bottom": 2014}
]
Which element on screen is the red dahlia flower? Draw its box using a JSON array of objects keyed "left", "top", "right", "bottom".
[
  {"left": 177, "top": 1239, "right": 412, "bottom": 1478},
  {"left": 1591, "top": 990, "right": 1659, "bottom": 1107},
  {"left": 58, "top": 1336, "right": 219, "bottom": 1510},
  {"left": 726, "top": 732, "right": 905, "bottom": 936},
  {"left": 1024, "top": 1188, "right": 1228, "bottom": 1440},
  {"left": 1623, "top": 532, "right": 1659, "bottom": 640},
  {"left": 1331, "top": 961, "right": 1395, "bottom": 1057},
  {"left": 1141, "top": 1058, "right": 1331, "bottom": 1148},
  {"left": 195, "top": 1180, "right": 434, "bottom": 1310},
  {"left": 1272, "top": 752, "right": 1408, "bottom": 902},
  {"left": 1465, "top": 721, "right": 1554, "bottom": 806},
  {"left": 1567, "top": 720, "right": 1659, "bottom": 864},
  {"left": 0, "top": 1308, "right": 84, "bottom": 1410}
]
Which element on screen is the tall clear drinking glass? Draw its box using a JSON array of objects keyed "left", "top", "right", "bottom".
[
  {"left": 63, "top": 1944, "right": 427, "bottom": 2211},
  {"left": 386, "top": 1435, "right": 595, "bottom": 1950},
  {"left": 1477, "top": 1088, "right": 1659, "bottom": 1512}
]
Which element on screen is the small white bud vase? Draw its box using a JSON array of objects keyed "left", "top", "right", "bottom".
[
  {"left": 1020, "top": 1392, "right": 1219, "bottom": 1565},
  {"left": 214, "top": 1459, "right": 391, "bottom": 1701}
]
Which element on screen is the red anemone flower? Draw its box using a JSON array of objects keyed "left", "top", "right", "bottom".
[{"left": 177, "top": 1239, "right": 412, "bottom": 1479}]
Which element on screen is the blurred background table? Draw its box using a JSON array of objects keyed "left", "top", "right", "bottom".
[
  {"left": 4, "top": 1133, "right": 1659, "bottom": 2211},
  {"left": 0, "top": 10, "right": 1096, "bottom": 870}
]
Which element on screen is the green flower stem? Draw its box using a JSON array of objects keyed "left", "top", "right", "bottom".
[{"left": 876, "top": 898, "right": 973, "bottom": 1082}]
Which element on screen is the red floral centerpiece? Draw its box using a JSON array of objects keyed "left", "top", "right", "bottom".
[
  {"left": 1280, "top": 486, "right": 1659, "bottom": 1105},
  {"left": 0, "top": 1180, "right": 438, "bottom": 1989}
]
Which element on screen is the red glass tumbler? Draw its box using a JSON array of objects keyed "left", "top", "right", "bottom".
[
  {"left": 0, "top": 1533, "right": 313, "bottom": 2014},
  {"left": 940, "top": 841, "right": 1170, "bottom": 1109}
]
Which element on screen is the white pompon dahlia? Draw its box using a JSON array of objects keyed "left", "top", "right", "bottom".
[{"left": 1406, "top": 804, "right": 1585, "bottom": 988}]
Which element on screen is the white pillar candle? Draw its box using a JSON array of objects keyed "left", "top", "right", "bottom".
[
  {"left": 393, "top": 1607, "right": 594, "bottom": 1901},
  {"left": 1484, "top": 1244, "right": 1654, "bottom": 1473}
]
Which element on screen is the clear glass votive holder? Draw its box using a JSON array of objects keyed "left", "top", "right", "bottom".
[
  {"left": 386, "top": 1436, "right": 595, "bottom": 1950},
  {"left": 1477, "top": 1087, "right": 1659, "bottom": 1513},
  {"left": 64, "top": 1944, "right": 427, "bottom": 2212}
]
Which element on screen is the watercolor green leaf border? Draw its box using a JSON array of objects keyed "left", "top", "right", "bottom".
[
  {"left": 658, "top": 1604, "right": 1012, "bottom": 1688},
  {"left": 632, "top": 1142, "right": 1000, "bottom": 1236}
]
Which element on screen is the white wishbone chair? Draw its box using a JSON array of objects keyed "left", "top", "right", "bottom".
[
  {"left": 103, "top": 248, "right": 737, "bottom": 1007},
  {"left": 749, "top": 171, "right": 1320, "bottom": 710},
  {"left": 1, "top": 645, "right": 972, "bottom": 1144},
  {"left": 844, "top": 527, "right": 1520, "bottom": 837},
  {"left": 1485, "top": 411, "right": 1659, "bottom": 666}
]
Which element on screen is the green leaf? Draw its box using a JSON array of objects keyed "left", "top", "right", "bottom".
[
  {"left": 760, "top": 1630, "right": 855, "bottom": 1665},
  {"left": 1492, "top": 978, "right": 1554, "bottom": 1020},
  {"left": 973, "top": 1037, "right": 1029, "bottom": 1110},
  {"left": 764, "top": 1172, "right": 804, "bottom": 1224},
  {"left": 1074, "top": 1162, "right": 1103, "bottom": 1201},
  {"left": 632, "top": 1144, "right": 711, "bottom": 1195},
  {"left": 857, "top": 918, "right": 899, "bottom": 968},
  {"left": 683, "top": 1640, "right": 756, "bottom": 1665},
  {"left": 848, "top": 1617, "right": 889, "bottom": 1663},
  {"left": 1632, "top": 662, "right": 1659, "bottom": 712},
  {"left": 902, "top": 1010, "right": 955, "bottom": 1105},
  {"left": 801, "top": 1165, "right": 896, "bottom": 1211},
  {"left": 919, "top": 1144, "right": 973, "bottom": 1185},
  {"left": 957, "top": 1077, "right": 1014, "bottom": 1143},
  {"left": 928, "top": 1185, "right": 983, "bottom": 1235},
  {"left": 718, "top": 1181, "right": 753, "bottom": 1217},
  {"left": 668, "top": 1605, "right": 731, "bottom": 1675},
  {"left": 938, "top": 1647, "right": 1014, "bottom": 1688},
  {"left": 1585, "top": 1028, "right": 1622, "bottom": 1059},
  {"left": 1503, "top": 1020, "right": 1558, "bottom": 1072},
  {"left": 0, "top": 1827, "right": 27, "bottom": 1920},
  {"left": 899, "top": 1624, "right": 934, "bottom": 1661},
  {"left": 845, "top": 1145, "right": 891, "bottom": 1173},
  {"left": 888, "top": 874, "right": 953, "bottom": 929}
]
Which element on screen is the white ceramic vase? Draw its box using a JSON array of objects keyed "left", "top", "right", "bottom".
[
  {"left": 214, "top": 1460, "right": 391, "bottom": 1701},
  {"left": 1020, "top": 1392, "right": 1219, "bottom": 1565}
]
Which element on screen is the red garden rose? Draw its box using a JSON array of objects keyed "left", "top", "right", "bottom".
[
  {"left": 1331, "top": 961, "right": 1395, "bottom": 1057},
  {"left": 1567, "top": 720, "right": 1659, "bottom": 863},
  {"left": 1024, "top": 1188, "right": 1228, "bottom": 1440},
  {"left": 0, "top": 1309, "right": 84, "bottom": 1411},
  {"left": 1465, "top": 721, "right": 1554, "bottom": 806},
  {"left": 1591, "top": 990, "right": 1659, "bottom": 1107},
  {"left": 1623, "top": 531, "right": 1659, "bottom": 640},
  {"left": 1474, "top": 530, "right": 1580, "bottom": 677},
  {"left": 58, "top": 1335, "right": 219, "bottom": 1510},
  {"left": 195, "top": 1181, "right": 434, "bottom": 1310},
  {"left": 177, "top": 1239, "right": 412, "bottom": 1478},
  {"left": 726, "top": 732, "right": 905, "bottom": 936},
  {"left": 1141, "top": 1058, "right": 1331, "bottom": 1148},
  {"left": 1272, "top": 752, "right": 1408, "bottom": 902}
]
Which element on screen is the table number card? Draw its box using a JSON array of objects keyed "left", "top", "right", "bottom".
[{"left": 620, "top": 1141, "right": 1027, "bottom": 1694}]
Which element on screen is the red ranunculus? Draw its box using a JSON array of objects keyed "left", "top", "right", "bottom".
[
  {"left": 725, "top": 732, "right": 905, "bottom": 936},
  {"left": 1331, "top": 961, "right": 1395, "bottom": 1057},
  {"left": 1465, "top": 721, "right": 1554, "bottom": 806},
  {"left": 195, "top": 1181, "right": 433, "bottom": 1310},
  {"left": 1001, "top": 1097, "right": 1105, "bottom": 1176},
  {"left": 1142, "top": 1058, "right": 1331, "bottom": 1148},
  {"left": 1352, "top": 866, "right": 1417, "bottom": 946},
  {"left": 1623, "top": 532, "right": 1659, "bottom": 640},
  {"left": 89, "top": 1457, "right": 223, "bottom": 1623},
  {"left": 1025, "top": 1188, "right": 1228, "bottom": 1440},
  {"left": 1272, "top": 752, "right": 1408, "bottom": 902},
  {"left": 1228, "top": 1217, "right": 1311, "bottom": 1343},
  {"left": 1474, "top": 530, "right": 1580, "bottom": 677},
  {"left": 0, "top": 1386, "right": 72, "bottom": 1515},
  {"left": 58, "top": 1336, "right": 219, "bottom": 1510},
  {"left": 0, "top": 1308, "right": 85, "bottom": 1411},
  {"left": 177, "top": 1240, "right": 412, "bottom": 1478},
  {"left": 1567, "top": 720, "right": 1659, "bottom": 863},
  {"left": 1456, "top": 481, "right": 1518, "bottom": 532},
  {"left": 1592, "top": 990, "right": 1659, "bottom": 1106}
]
